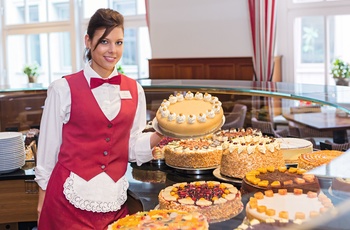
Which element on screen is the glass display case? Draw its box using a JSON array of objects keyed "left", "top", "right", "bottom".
[{"left": 1, "top": 80, "right": 350, "bottom": 229}]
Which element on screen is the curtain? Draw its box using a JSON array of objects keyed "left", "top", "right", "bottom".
[
  {"left": 248, "top": 0, "right": 277, "bottom": 82},
  {"left": 145, "top": 0, "right": 150, "bottom": 30}
]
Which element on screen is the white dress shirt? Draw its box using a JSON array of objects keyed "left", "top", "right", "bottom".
[{"left": 35, "top": 63, "right": 153, "bottom": 191}]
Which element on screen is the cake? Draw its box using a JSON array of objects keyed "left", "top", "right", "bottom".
[
  {"left": 219, "top": 129, "right": 285, "bottom": 179},
  {"left": 240, "top": 166, "right": 320, "bottom": 195},
  {"left": 107, "top": 209, "right": 208, "bottom": 230},
  {"left": 330, "top": 177, "right": 350, "bottom": 198},
  {"left": 152, "top": 137, "right": 178, "bottom": 160},
  {"left": 163, "top": 138, "right": 222, "bottom": 168},
  {"left": 158, "top": 181, "right": 243, "bottom": 223},
  {"left": 155, "top": 91, "right": 224, "bottom": 137},
  {"left": 298, "top": 150, "right": 344, "bottom": 171},
  {"left": 245, "top": 190, "right": 334, "bottom": 223},
  {"left": 276, "top": 138, "right": 313, "bottom": 164}
]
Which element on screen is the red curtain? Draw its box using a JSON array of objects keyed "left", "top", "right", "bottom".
[
  {"left": 248, "top": 0, "right": 277, "bottom": 82},
  {"left": 145, "top": 0, "right": 150, "bottom": 29}
]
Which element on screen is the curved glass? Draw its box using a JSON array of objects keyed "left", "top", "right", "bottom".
[
  {"left": 1, "top": 79, "right": 350, "bottom": 229},
  {"left": 138, "top": 79, "right": 350, "bottom": 113}
]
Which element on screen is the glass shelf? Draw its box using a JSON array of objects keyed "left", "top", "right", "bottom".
[{"left": 138, "top": 79, "right": 350, "bottom": 113}]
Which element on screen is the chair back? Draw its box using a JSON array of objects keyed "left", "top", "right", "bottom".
[
  {"left": 320, "top": 141, "right": 350, "bottom": 151},
  {"left": 222, "top": 103, "right": 247, "bottom": 129},
  {"left": 251, "top": 117, "right": 277, "bottom": 137}
]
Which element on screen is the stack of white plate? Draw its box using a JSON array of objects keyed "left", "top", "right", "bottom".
[{"left": 0, "top": 132, "right": 25, "bottom": 174}]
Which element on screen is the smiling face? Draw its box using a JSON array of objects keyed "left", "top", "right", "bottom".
[{"left": 85, "top": 26, "right": 124, "bottom": 78}]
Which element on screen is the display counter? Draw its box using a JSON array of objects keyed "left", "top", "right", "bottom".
[
  {"left": 2, "top": 160, "right": 349, "bottom": 229},
  {"left": 1, "top": 80, "right": 350, "bottom": 229}
]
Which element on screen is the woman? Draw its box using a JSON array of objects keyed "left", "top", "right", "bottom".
[{"left": 35, "top": 8, "right": 163, "bottom": 229}]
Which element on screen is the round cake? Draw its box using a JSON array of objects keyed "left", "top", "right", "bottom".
[
  {"left": 107, "top": 209, "right": 208, "bottom": 230},
  {"left": 156, "top": 91, "right": 224, "bottom": 137},
  {"left": 152, "top": 137, "right": 179, "bottom": 160},
  {"left": 330, "top": 177, "right": 350, "bottom": 199},
  {"left": 245, "top": 190, "right": 334, "bottom": 223},
  {"left": 298, "top": 150, "right": 344, "bottom": 171},
  {"left": 276, "top": 138, "right": 313, "bottom": 164},
  {"left": 158, "top": 181, "right": 243, "bottom": 223},
  {"left": 240, "top": 166, "right": 320, "bottom": 195},
  {"left": 219, "top": 129, "right": 285, "bottom": 179},
  {"left": 163, "top": 138, "right": 222, "bottom": 168}
]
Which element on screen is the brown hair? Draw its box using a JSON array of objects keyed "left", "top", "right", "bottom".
[{"left": 85, "top": 8, "right": 124, "bottom": 61}]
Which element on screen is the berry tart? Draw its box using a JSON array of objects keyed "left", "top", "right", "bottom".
[{"left": 158, "top": 181, "right": 243, "bottom": 223}]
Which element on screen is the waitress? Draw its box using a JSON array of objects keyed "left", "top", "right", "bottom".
[{"left": 35, "top": 8, "right": 163, "bottom": 229}]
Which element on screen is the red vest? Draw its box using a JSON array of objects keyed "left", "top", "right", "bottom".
[{"left": 58, "top": 70, "right": 138, "bottom": 182}]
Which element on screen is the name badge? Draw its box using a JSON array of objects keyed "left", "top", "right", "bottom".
[{"left": 120, "top": 90, "right": 132, "bottom": 99}]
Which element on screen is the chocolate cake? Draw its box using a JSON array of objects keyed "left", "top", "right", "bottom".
[{"left": 240, "top": 166, "right": 320, "bottom": 195}]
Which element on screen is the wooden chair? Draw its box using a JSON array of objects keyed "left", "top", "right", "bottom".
[
  {"left": 251, "top": 117, "right": 289, "bottom": 137},
  {"left": 222, "top": 103, "right": 247, "bottom": 130}
]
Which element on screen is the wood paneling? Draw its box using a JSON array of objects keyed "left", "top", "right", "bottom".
[
  {"left": 0, "top": 180, "right": 38, "bottom": 224},
  {"left": 149, "top": 57, "right": 254, "bottom": 80},
  {"left": 0, "top": 91, "right": 46, "bottom": 132}
]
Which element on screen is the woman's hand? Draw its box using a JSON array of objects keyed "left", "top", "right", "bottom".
[{"left": 150, "top": 132, "right": 164, "bottom": 149}]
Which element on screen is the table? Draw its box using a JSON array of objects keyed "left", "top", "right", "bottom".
[{"left": 283, "top": 111, "right": 350, "bottom": 143}]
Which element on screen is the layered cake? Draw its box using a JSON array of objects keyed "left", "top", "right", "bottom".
[
  {"left": 152, "top": 137, "right": 178, "bottom": 160},
  {"left": 219, "top": 129, "right": 285, "bottom": 179},
  {"left": 298, "top": 150, "right": 344, "bottom": 171},
  {"left": 158, "top": 181, "right": 243, "bottom": 223},
  {"left": 276, "top": 138, "right": 313, "bottom": 164},
  {"left": 240, "top": 166, "right": 320, "bottom": 195},
  {"left": 164, "top": 138, "right": 222, "bottom": 168},
  {"left": 107, "top": 209, "right": 208, "bottom": 230},
  {"left": 330, "top": 177, "right": 350, "bottom": 198},
  {"left": 156, "top": 91, "right": 224, "bottom": 137},
  {"left": 245, "top": 190, "right": 334, "bottom": 223}
]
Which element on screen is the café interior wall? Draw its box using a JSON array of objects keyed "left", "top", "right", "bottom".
[{"left": 148, "top": 0, "right": 253, "bottom": 59}]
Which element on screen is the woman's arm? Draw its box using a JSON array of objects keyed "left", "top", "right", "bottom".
[{"left": 37, "top": 187, "right": 46, "bottom": 224}]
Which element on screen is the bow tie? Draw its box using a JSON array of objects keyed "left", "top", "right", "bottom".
[{"left": 90, "top": 75, "right": 121, "bottom": 89}]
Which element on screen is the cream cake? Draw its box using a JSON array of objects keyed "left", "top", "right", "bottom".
[
  {"left": 245, "top": 190, "right": 334, "bottom": 223},
  {"left": 164, "top": 138, "right": 222, "bottom": 168},
  {"left": 219, "top": 131, "right": 285, "bottom": 179},
  {"left": 298, "top": 150, "right": 344, "bottom": 171},
  {"left": 158, "top": 181, "right": 243, "bottom": 223},
  {"left": 156, "top": 91, "right": 224, "bottom": 137},
  {"left": 107, "top": 209, "right": 208, "bottom": 230},
  {"left": 276, "top": 138, "right": 313, "bottom": 164}
]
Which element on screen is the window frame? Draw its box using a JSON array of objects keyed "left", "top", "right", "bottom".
[
  {"left": 278, "top": 0, "right": 350, "bottom": 84},
  {"left": 0, "top": 0, "right": 149, "bottom": 86}
]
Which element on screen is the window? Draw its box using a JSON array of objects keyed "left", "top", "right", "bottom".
[
  {"left": 280, "top": 0, "right": 350, "bottom": 85},
  {"left": 1, "top": 0, "right": 150, "bottom": 87},
  {"left": 82, "top": 0, "right": 150, "bottom": 79}
]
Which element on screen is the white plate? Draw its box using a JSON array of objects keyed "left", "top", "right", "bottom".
[
  {"left": 212, "top": 167, "right": 242, "bottom": 184},
  {"left": 166, "top": 163, "right": 219, "bottom": 171},
  {"left": 0, "top": 132, "right": 23, "bottom": 140},
  {"left": 152, "top": 116, "right": 225, "bottom": 139}
]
